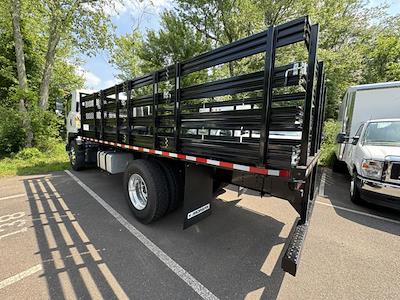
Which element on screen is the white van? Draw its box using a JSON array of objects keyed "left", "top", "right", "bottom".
[
  {"left": 334, "top": 82, "right": 400, "bottom": 208},
  {"left": 334, "top": 81, "right": 400, "bottom": 168}
]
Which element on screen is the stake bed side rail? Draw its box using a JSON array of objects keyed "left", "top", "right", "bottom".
[{"left": 76, "top": 16, "right": 327, "bottom": 276}]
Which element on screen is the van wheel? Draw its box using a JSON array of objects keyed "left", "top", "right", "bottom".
[
  {"left": 123, "top": 160, "right": 170, "bottom": 223},
  {"left": 350, "top": 172, "right": 363, "bottom": 204},
  {"left": 69, "top": 140, "right": 85, "bottom": 171},
  {"left": 332, "top": 154, "right": 344, "bottom": 173}
]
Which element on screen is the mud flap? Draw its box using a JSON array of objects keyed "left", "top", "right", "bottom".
[{"left": 183, "top": 163, "right": 213, "bottom": 229}]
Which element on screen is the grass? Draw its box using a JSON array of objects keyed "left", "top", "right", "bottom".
[
  {"left": 0, "top": 143, "right": 69, "bottom": 176},
  {"left": 319, "top": 119, "right": 341, "bottom": 167}
]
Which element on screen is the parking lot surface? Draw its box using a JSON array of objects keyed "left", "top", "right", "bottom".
[{"left": 0, "top": 168, "right": 399, "bottom": 299}]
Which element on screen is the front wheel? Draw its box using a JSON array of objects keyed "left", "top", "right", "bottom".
[
  {"left": 350, "top": 172, "right": 363, "bottom": 204},
  {"left": 69, "top": 140, "right": 85, "bottom": 171},
  {"left": 332, "top": 154, "right": 345, "bottom": 173}
]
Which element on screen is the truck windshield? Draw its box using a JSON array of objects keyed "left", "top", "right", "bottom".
[{"left": 363, "top": 121, "right": 400, "bottom": 145}]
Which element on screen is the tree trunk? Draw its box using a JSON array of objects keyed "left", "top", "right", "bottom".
[
  {"left": 10, "top": 0, "right": 33, "bottom": 147},
  {"left": 39, "top": 19, "right": 61, "bottom": 110}
]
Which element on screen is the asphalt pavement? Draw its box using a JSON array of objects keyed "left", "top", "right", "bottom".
[{"left": 0, "top": 168, "right": 399, "bottom": 299}]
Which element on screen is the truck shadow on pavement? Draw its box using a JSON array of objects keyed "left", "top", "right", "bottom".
[
  {"left": 23, "top": 175, "right": 129, "bottom": 299},
  {"left": 321, "top": 169, "right": 400, "bottom": 236},
  {"left": 23, "top": 171, "right": 293, "bottom": 299}
]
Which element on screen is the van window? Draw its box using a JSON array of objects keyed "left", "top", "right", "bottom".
[
  {"left": 355, "top": 124, "right": 363, "bottom": 137},
  {"left": 363, "top": 121, "right": 400, "bottom": 145}
]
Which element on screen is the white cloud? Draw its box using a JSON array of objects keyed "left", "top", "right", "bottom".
[
  {"left": 104, "top": 78, "right": 121, "bottom": 87},
  {"left": 76, "top": 66, "right": 102, "bottom": 89},
  {"left": 85, "top": 72, "right": 102, "bottom": 88},
  {"left": 102, "top": 0, "right": 172, "bottom": 18},
  {"left": 102, "top": 0, "right": 129, "bottom": 17}
]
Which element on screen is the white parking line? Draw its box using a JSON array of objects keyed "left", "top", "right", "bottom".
[
  {"left": 0, "top": 264, "right": 42, "bottom": 290},
  {"left": 318, "top": 171, "right": 327, "bottom": 197},
  {"left": 0, "top": 193, "right": 26, "bottom": 201},
  {"left": 315, "top": 201, "right": 400, "bottom": 225},
  {"left": 65, "top": 170, "right": 218, "bottom": 300}
]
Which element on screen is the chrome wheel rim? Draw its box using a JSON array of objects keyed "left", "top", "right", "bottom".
[
  {"left": 350, "top": 178, "right": 355, "bottom": 197},
  {"left": 70, "top": 147, "right": 76, "bottom": 165},
  {"left": 128, "top": 174, "right": 148, "bottom": 210}
]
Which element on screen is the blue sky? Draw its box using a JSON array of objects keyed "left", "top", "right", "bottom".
[
  {"left": 79, "top": 0, "right": 171, "bottom": 90},
  {"left": 80, "top": 0, "right": 400, "bottom": 90}
]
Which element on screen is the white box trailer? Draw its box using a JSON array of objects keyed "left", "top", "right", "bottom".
[{"left": 335, "top": 81, "right": 400, "bottom": 164}]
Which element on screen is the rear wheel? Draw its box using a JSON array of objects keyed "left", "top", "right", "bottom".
[
  {"left": 123, "top": 159, "right": 170, "bottom": 223},
  {"left": 69, "top": 140, "right": 85, "bottom": 171},
  {"left": 152, "top": 159, "right": 183, "bottom": 213},
  {"left": 350, "top": 171, "right": 363, "bottom": 204}
]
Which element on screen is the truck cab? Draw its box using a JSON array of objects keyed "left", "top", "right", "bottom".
[
  {"left": 65, "top": 89, "right": 94, "bottom": 148},
  {"left": 338, "top": 119, "right": 400, "bottom": 209}
]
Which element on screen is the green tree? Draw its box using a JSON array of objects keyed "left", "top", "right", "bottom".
[
  {"left": 110, "top": 31, "right": 143, "bottom": 81},
  {"left": 111, "top": 0, "right": 397, "bottom": 119},
  {"left": 362, "top": 17, "right": 400, "bottom": 83},
  {"left": 141, "top": 11, "right": 211, "bottom": 71},
  {"left": 9, "top": 0, "right": 33, "bottom": 146},
  {"left": 36, "top": 0, "right": 114, "bottom": 110},
  {"left": 111, "top": 11, "right": 211, "bottom": 80},
  {"left": 175, "top": 0, "right": 387, "bottom": 118},
  {"left": 0, "top": 0, "right": 98, "bottom": 154}
]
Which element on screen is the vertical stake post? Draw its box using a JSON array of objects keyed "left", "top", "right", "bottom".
[
  {"left": 93, "top": 92, "right": 98, "bottom": 139},
  {"left": 100, "top": 90, "right": 105, "bottom": 140},
  {"left": 259, "top": 26, "right": 277, "bottom": 167},
  {"left": 153, "top": 72, "right": 159, "bottom": 149},
  {"left": 126, "top": 81, "right": 132, "bottom": 145},
  {"left": 174, "top": 63, "right": 181, "bottom": 152},
  {"left": 318, "top": 84, "right": 327, "bottom": 149},
  {"left": 299, "top": 24, "right": 319, "bottom": 165},
  {"left": 79, "top": 93, "right": 85, "bottom": 136},
  {"left": 310, "top": 61, "right": 324, "bottom": 155},
  {"left": 115, "top": 85, "right": 120, "bottom": 143}
]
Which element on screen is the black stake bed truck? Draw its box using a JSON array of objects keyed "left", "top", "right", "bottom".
[{"left": 66, "top": 16, "right": 327, "bottom": 276}]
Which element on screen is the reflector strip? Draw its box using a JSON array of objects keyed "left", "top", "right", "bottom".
[{"left": 80, "top": 136, "right": 290, "bottom": 177}]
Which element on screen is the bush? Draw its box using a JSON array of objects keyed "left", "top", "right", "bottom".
[
  {"left": 14, "top": 147, "right": 43, "bottom": 160},
  {"left": 319, "top": 119, "right": 341, "bottom": 167},
  {"left": 0, "top": 107, "right": 25, "bottom": 157},
  {"left": 0, "top": 100, "right": 65, "bottom": 157},
  {"left": 0, "top": 143, "right": 69, "bottom": 176},
  {"left": 30, "top": 108, "right": 63, "bottom": 152}
]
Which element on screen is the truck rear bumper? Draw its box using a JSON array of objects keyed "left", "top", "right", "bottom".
[{"left": 357, "top": 176, "right": 400, "bottom": 210}]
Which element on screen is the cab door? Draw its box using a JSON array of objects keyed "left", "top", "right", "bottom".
[{"left": 347, "top": 123, "right": 364, "bottom": 173}]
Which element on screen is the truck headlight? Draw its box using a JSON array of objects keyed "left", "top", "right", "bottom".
[{"left": 361, "top": 159, "right": 383, "bottom": 180}]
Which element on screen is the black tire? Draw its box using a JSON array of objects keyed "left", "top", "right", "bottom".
[
  {"left": 350, "top": 171, "right": 363, "bottom": 205},
  {"left": 123, "top": 159, "right": 170, "bottom": 223},
  {"left": 151, "top": 159, "right": 183, "bottom": 213},
  {"left": 332, "top": 154, "right": 344, "bottom": 173},
  {"left": 69, "top": 140, "right": 85, "bottom": 171}
]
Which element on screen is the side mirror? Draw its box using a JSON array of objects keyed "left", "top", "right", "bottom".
[
  {"left": 336, "top": 133, "right": 347, "bottom": 144},
  {"left": 55, "top": 99, "right": 64, "bottom": 117},
  {"left": 352, "top": 136, "right": 360, "bottom": 145}
]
